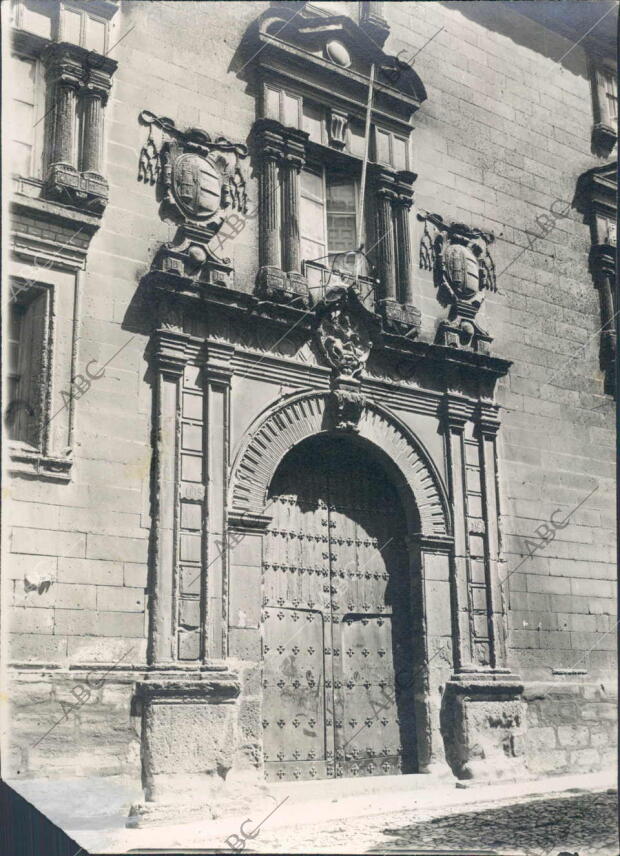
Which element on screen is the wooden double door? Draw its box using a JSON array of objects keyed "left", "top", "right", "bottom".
[{"left": 262, "top": 435, "right": 417, "bottom": 782}]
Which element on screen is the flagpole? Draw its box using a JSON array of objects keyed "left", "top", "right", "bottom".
[{"left": 356, "top": 62, "right": 375, "bottom": 264}]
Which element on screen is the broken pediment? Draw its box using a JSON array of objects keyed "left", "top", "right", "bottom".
[{"left": 244, "top": 3, "right": 427, "bottom": 130}]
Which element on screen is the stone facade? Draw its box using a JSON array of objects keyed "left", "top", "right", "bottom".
[{"left": 4, "top": 0, "right": 617, "bottom": 826}]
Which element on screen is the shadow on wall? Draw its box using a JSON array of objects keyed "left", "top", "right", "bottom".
[{"left": 440, "top": 0, "right": 612, "bottom": 78}]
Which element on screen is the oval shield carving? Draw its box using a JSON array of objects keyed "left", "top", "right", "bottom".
[{"left": 172, "top": 153, "right": 222, "bottom": 220}]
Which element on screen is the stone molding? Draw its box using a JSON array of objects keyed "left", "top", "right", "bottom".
[
  {"left": 576, "top": 161, "right": 617, "bottom": 396},
  {"left": 228, "top": 390, "right": 451, "bottom": 537},
  {"left": 143, "top": 273, "right": 512, "bottom": 392}
]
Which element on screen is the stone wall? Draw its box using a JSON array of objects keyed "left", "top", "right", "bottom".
[
  {"left": 524, "top": 681, "right": 618, "bottom": 775},
  {"left": 6, "top": 0, "right": 616, "bottom": 782}
]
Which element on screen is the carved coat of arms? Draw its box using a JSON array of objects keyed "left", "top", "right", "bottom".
[
  {"left": 138, "top": 111, "right": 248, "bottom": 282},
  {"left": 314, "top": 287, "right": 378, "bottom": 378},
  {"left": 172, "top": 152, "right": 222, "bottom": 221},
  {"left": 419, "top": 214, "right": 497, "bottom": 353}
]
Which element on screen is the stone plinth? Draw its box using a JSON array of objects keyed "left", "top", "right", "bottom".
[
  {"left": 441, "top": 674, "right": 528, "bottom": 784},
  {"left": 129, "top": 668, "right": 258, "bottom": 826}
]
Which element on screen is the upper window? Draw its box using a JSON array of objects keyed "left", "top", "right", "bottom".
[
  {"left": 602, "top": 68, "right": 618, "bottom": 131},
  {"left": 374, "top": 127, "right": 409, "bottom": 171},
  {"left": 590, "top": 60, "right": 618, "bottom": 155},
  {"left": 11, "top": 0, "right": 109, "bottom": 52},
  {"left": 9, "top": 52, "right": 45, "bottom": 179},
  {"left": 300, "top": 167, "right": 359, "bottom": 266},
  {"left": 263, "top": 82, "right": 407, "bottom": 165}
]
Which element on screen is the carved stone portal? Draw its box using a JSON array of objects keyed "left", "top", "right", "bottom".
[
  {"left": 314, "top": 286, "right": 378, "bottom": 378},
  {"left": 419, "top": 215, "right": 497, "bottom": 354},
  {"left": 139, "top": 110, "right": 248, "bottom": 285}
]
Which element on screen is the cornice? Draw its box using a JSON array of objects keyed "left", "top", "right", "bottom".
[
  {"left": 142, "top": 273, "right": 512, "bottom": 390},
  {"left": 576, "top": 161, "right": 617, "bottom": 220}
]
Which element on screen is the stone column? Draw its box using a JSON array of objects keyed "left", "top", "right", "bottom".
[
  {"left": 590, "top": 244, "right": 616, "bottom": 394},
  {"left": 80, "top": 58, "right": 112, "bottom": 175},
  {"left": 46, "top": 69, "right": 80, "bottom": 169},
  {"left": 394, "top": 171, "right": 416, "bottom": 305},
  {"left": 281, "top": 128, "right": 307, "bottom": 275},
  {"left": 148, "top": 327, "right": 191, "bottom": 665},
  {"left": 477, "top": 404, "right": 507, "bottom": 670},
  {"left": 373, "top": 166, "right": 398, "bottom": 302},
  {"left": 252, "top": 119, "right": 285, "bottom": 270},
  {"left": 200, "top": 341, "right": 234, "bottom": 661},
  {"left": 441, "top": 393, "right": 475, "bottom": 672},
  {"left": 43, "top": 44, "right": 116, "bottom": 212},
  {"left": 80, "top": 87, "right": 106, "bottom": 174}
]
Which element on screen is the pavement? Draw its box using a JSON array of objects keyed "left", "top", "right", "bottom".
[{"left": 6, "top": 769, "right": 618, "bottom": 854}]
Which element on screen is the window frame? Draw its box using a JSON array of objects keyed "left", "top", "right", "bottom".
[
  {"left": 373, "top": 126, "right": 410, "bottom": 171},
  {"left": 9, "top": 49, "right": 47, "bottom": 180},
  {"left": 300, "top": 162, "right": 363, "bottom": 268},
  {"left": 6, "top": 277, "right": 54, "bottom": 453},
  {"left": 59, "top": 2, "right": 110, "bottom": 54},
  {"left": 601, "top": 66, "right": 618, "bottom": 130},
  {"left": 11, "top": 0, "right": 111, "bottom": 53},
  {"left": 6, "top": 247, "right": 83, "bottom": 482},
  {"left": 589, "top": 56, "right": 618, "bottom": 153}
]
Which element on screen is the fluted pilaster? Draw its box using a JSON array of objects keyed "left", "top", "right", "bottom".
[
  {"left": 373, "top": 167, "right": 398, "bottom": 301},
  {"left": 281, "top": 128, "right": 307, "bottom": 274}
]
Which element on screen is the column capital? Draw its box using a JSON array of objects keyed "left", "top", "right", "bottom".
[
  {"left": 42, "top": 43, "right": 86, "bottom": 89},
  {"left": 393, "top": 170, "right": 417, "bottom": 209},
  {"left": 252, "top": 118, "right": 287, "bottom": 162},
  {"left": 199, "top": 340, "right": 235, "bottom": 382},
  {"left": 372, "top": 164, "right": 398, "bottom": 199},
  {"left": 283, "top": 126, "right": 308, "bottom": 172},
  {"left": 441, "top": 393, "right": 476, "bottom": 430},
  {"left": 151, "top": 329, "right": 193, "bottom": 376},
  {"left": 476, "top": 402, "right": 501, "bottom": 436},
  {"left": 80, "top": 77, "right": 112, "bottom": 105},
  {"left": 589, "top": 242, "right": 616, "bottom": 278}
]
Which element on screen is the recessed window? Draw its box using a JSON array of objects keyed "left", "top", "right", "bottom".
[
  {"left": 374, "top": 127, "right": 409, "bottom": 170},
  {"left": 264, "top": 84, "right": 302, "bottom": 129},
  {"left": 7, "top": 281, "right": 51, "bottom": 449},
  {"left": 602, "top": 68, "right": 618, "bottom": 130},
  {"left": 12, "top": 0, "right": 110, "bottom": 52},
  {"left": 59, "top": 2, "right": 108, "bottom": 53},
  {"left": 300, "top": 167, "right": 360, "bottom": 267},
  {"left": 9, "top": 53, "right": 45, "bottom": 179},
  {"left": 302, "top": 99, "right": 323, "bottom": 144},
  {"left": 14, "top": 0, "right": 54, "bottom": 39}
]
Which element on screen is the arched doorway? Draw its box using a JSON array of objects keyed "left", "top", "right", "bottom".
[{"left": 262, "top": 433, "right": 418, "bottom": 782}]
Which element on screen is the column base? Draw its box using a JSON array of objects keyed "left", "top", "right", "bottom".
[
  {"left": 379, "top": 298, "right": 421, "bottom": 338},
  {"left": 44, "top": 163, "right": 109, "bottom": 214},
  {"left": 440, "top": 673, "right": 529, "bottom": 783},
  {"left": 152, "top": 224, "right": 233, "bottom": 285},
  {"left": 256, "top": 266, "right": 309, "bottom": 306},
  {"left": 436, "top": 318, "right": 492, "bottom": 354}
]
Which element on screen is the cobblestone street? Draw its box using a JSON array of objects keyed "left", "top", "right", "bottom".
[
  {"left": 256, "top": 789, "right": 618, "bottom": 855},
  {"left": 372, "top": 790, "right": 619, "bottom": 855}
]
